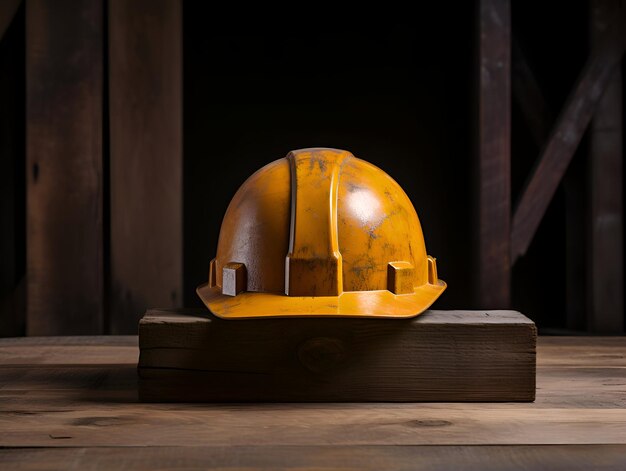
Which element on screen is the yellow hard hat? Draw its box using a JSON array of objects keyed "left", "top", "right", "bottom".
[{"left": 197, "top": 148, "right": 446, "bottom": 319}]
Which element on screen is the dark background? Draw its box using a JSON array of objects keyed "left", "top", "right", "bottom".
[
  {"left": 183, "top": 0, "right": 614, "bottom": 331},
  {"left": 183, "top": 4, "right": 475, "bottom": 312},
  {"left": 0, "top": 0, "right": 623, "bottom": 335}
]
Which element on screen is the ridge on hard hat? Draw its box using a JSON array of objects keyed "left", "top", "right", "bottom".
[{"left": 197, "top": 148, "right": 446, "bottom": 319}]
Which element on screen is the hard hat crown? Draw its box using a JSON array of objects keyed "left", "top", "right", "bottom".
[{"left": 198, "top": 148, "right": 445, "bottom": 318}]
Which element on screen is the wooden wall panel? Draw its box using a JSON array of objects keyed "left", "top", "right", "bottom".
[
  {"left": 476, "top": 0, "right": 511, "bottom": 308},
  {"left": 108, "top": 0, "right": 183, "bottom": 334},
  {"left": 588, "top": 0, "right": 623, "bottom": 333},
  {"left": 26, "top": 0, "right": 103, "bottom": 335}
]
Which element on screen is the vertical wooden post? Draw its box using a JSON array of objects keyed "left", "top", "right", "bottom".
[
  {"left": 26, "top": 0, "right": 103, "bottom": 335},
  {"left": 108, "top": 0, "right": 183, "bottom": 333},
  {"left": 588, "top": 0, "right": 623, "bottom": 333},
  {"left": 477, "top": 0, "right": 511, "bottom": 308}
]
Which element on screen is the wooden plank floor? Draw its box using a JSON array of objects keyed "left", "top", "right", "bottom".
[{"left": 1, "top": 336, "right": 625, "bottom": 469}]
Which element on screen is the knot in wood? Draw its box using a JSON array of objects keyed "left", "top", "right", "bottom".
[{"left": 297, "top": 337, "right": 346, "bottom": 373}]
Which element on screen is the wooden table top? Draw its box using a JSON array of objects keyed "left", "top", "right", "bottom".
[{"left": 1, "top": 336, "right": 625, "bottom": 470}]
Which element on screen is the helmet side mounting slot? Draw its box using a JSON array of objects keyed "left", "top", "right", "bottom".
[{"left": 222, "top": 262, "right": 247, "bottom": 296}]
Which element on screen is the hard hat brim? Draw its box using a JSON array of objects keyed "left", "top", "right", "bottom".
[{"left": 196, "top": 281, "right": 446, "bottom": 319}]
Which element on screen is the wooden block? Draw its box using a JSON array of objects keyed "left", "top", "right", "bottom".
[{"left": 138, "top": 309, "right": 536, "bottom": 402}]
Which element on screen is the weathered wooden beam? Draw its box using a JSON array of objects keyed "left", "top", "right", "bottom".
[
  {"left": 108, "top": 0, "right": 183, "bottom": 333},
  {"left": 138, "top": 309, "right": 536, "bottom": 402},
  {"left": 0, "top": 0, "right": 20, "bottom": 42},
  {"left": 476, "top": 0, "right": 511, "bottom": 308},
  {"left": 510, "top": 13, "right": 625, "bottom": 261},
  {"left": 26, "top": 0, "right": 103, "bottom": 335},
  {"left": 587, "top": 0, "right": 623, "bottom": 333}
]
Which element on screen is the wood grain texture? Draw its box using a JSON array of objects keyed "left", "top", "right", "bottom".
[
  {"left": 3, "top": 334, "right": 623, "bottom": 367},
  {"left": 588, "top": 0, "right": 624, "bottom": 333},
  {"left": 510, "top": 9, "right": 625, "bottom": 261},
  {"left": 108, "top": 0, "right": 183, "bottom": 334},
  {"left": 138, "top": 309, "right": 536, "bottom": 402},
  {"left": 26, "top": 0, "right": 103, "bottom": 335},
  {"left": 1, "top": 335, "right": 626, "bottom": 448},
  {"left": 477, "top": 0, "right": 511, "bottom": 308},
  {"left": 1, "top": 445, "right": 626, "bottom": 471}
]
